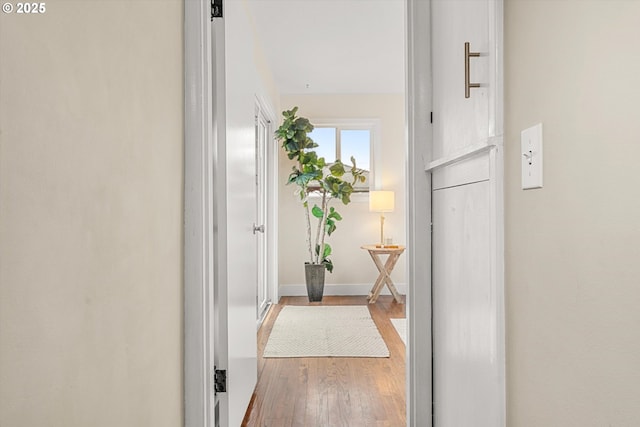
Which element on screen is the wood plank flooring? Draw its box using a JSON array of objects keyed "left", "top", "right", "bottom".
[{"left": 242, "top": 295, "right": 406, "bottom": 427}]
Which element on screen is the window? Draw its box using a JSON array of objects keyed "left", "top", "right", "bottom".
[{"left": 307, "top": 119, "right": 380, "bottom": 192}]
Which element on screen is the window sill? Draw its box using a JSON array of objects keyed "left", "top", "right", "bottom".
[{"left": 307, "top": 191, "right": 370, "bottom": 203}]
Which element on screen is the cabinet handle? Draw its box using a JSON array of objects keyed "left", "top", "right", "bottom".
[{"left": 465, "top": 42, "right": 481, "bottom": 98}]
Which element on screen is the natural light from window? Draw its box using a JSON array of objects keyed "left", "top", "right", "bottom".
[
  {"left": 340, "top": 129, "right": 370, "bottom": 171},
  {"left": 308, "top": 125, "right": 373, "bottom": 192}
]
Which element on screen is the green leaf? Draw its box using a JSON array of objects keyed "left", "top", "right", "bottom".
[
  {"left": 301, "top": 151, "right": 318, "bottom": 164},
  {"left": 323, "top": 243, "right": 332, "bottom": 258},
  {"left": 326, "top": 220, "right": 336, "bottom": 236},
  {"left": 328, "top": 207, "right": 342, "bottom": 221},
  {"left": 329, "top": 161, "right": 345, "bottom": 177},
  {"left": 323, "top": 258, "right": 334, "bottom": 273},
  {"left": 294, "top": 117, "right": 310, "bottom": 130},
  {"left": 311, "top": 205, "right": 323, "bottom": 218}
]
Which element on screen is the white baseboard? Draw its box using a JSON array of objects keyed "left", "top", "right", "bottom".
[{"left": 279, "top": 283, "right": 407, "bottom": 298}]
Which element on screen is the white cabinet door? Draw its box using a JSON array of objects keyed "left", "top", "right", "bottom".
[
  {"left": 432, "top": 0, "right": 491, "bottom": 158},
  {"left": 432, "top": 178, "right": 501, "bottom": 426},
  {"left": 430, "top": 1, "right": 504, "bottom": 426}
]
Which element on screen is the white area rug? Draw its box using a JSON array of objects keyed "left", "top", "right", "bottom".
[
  {"left": 263, "top": 305, "right": 390, "bottom": 358},
  {"left": 390, "top": 318, "right": 407, "bottom": 345}
]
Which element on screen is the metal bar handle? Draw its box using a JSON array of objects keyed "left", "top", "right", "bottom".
[{"left": 465, "top": 42, "right": 481, "bottom": 98}]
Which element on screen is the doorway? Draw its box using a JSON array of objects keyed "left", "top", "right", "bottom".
[
  {"left": 184, "top": 0, "right": 505, "bottom": 426},
  {"left": 250, "top": 2, "right": 408, "bottom": 423}
]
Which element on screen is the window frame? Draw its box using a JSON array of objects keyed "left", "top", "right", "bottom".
[{"left": 308, "top": 118, "right": 382, "bottom": 194}]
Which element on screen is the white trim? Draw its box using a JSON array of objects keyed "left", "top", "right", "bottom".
[
  {"left": 487, "top": 1, "right": 506, "bottom": 424},
  {"left": 490, "top": 143, "right": 506, "bottom": 427},
  {"left": 278, "top": 283, "right": 407, "bottom": 297},
  {"left": 491, "top": 1, "right": 506, "bottom": 424},
  {"left": 254, "top": 93, "right": 276, "bottom": 126},
  {"left": 425, "top": 138, "right": 499, "bottom": 172},
  {"left": 210, "top": 15, "right": 229, "bottom": 427},
  {"left": 254, "top": 95, "right": 279, "bottom": 314},
  {"left": 406, "top": 1, "right": 433, "bottom": 425},
  {"left": 270, "top": 141, "right": 281, "bottom": 304},
  {"left": 184, "top": 1, "right": 215, "bottom": 426}
]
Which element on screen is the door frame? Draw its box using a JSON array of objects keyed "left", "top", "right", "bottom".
[
  {"left": 184, "top": 1, "right": 216, "bottom": 426},
  {"left": 254, "top": 95, "right": 279, "bottom": 322},
  {"left": 405, "top": 1, "right": 433, "bottom": 424},
  {"left": 184, "top": 1, "right": 503, "bottom": 426},
  {"left": 184, "top": 3, "right": 278, "bottom": 426},
  {"left": 407, "top": 0, "right": 505, "bottom": 426}
]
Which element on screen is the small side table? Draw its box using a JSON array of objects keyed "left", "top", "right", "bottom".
[{"left": 361, "top": 245, "right": 405, "bottom": 304}]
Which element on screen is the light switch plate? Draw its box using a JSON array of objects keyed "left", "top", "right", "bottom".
[{"left": 521, "top": 123, "right": 543, "bottom": 189}]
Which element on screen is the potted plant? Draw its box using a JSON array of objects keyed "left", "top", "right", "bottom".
[{"left": 276, "top": 107, "right": 365, "bottom": 302}]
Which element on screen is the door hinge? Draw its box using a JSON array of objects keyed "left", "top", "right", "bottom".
[
  {"left": 214, "top": 368, "right": 227, "bottom": 394},
  {"left": 211, "top": 0, "right": 223, "bottom": 20}
]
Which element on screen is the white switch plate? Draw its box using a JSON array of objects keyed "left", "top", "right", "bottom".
[{"left": 521, "top": 123, "right": 543, "bottom": 189}]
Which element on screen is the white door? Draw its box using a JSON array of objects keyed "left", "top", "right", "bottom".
[
  {"left": 429, "top": 0, "right": 504, "bottom": 426},
  {"left": 255, "top": 105, "right": 270, "bottom": 321},
  {"left": 210, "top": 4, "right": 259, "bottom": 426}
]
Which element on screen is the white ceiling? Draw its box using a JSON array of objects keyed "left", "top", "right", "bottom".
[{"left": 246, "top": 0, "right": 406, "bottom": 95}]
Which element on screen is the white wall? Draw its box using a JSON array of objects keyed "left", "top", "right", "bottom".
[
  {"left": 0, "top": 2, "right": 183, "bottom": 426},
  {"left": 505, "top": 1, "right": 640, "bottom": 425},
  {"left": 278, "top": 94, "right": 406, "bottom": 294},
  {"left": 245, "top": 4, "right": 280, "bottom": 114}
]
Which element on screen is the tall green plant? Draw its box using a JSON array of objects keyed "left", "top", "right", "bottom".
[{"left": 276, "top": 107, "right": 365, "bottom": 273}]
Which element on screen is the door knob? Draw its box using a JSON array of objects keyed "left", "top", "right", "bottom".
[{"left": 252, "top": 224, "right": 265, "bottom": 234}]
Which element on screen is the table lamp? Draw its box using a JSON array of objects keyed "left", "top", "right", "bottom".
[{"left": 369, "top": 190, "right": 395, "bottom": 246}]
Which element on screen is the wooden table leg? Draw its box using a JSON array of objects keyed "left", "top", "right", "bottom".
[
  {"left": 367, "top": 252, "right": 387, "bottom": 303},
  {"left": 381, "top": 253, "right": 403, "bottom": 303},
  {"left": 367, "top": 251, "right": 403, "bottom": 304}
]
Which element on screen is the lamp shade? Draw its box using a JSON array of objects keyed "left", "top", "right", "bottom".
[{"left": 369, "top": 190, "right": 395, "bottom": 213}]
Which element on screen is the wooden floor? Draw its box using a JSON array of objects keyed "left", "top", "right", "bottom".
[{"left": 242, "top": 295, "right": 407, "bottom": 427}]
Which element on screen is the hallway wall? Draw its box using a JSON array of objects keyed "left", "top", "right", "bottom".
[
  {"left": 0, "top": 2, "right": 183, "bottom": 426},
  {"left": 505, "top": 1, "right": 640, "bottom": 425}
]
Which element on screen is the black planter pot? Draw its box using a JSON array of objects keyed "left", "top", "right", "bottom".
[{"left": 304, "top": 263, "right": 325, "bottom": 302}]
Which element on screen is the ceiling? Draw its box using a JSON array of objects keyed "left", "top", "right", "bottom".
[{"left": 245, "top": 0, "right": 406, "bottom": 95}]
